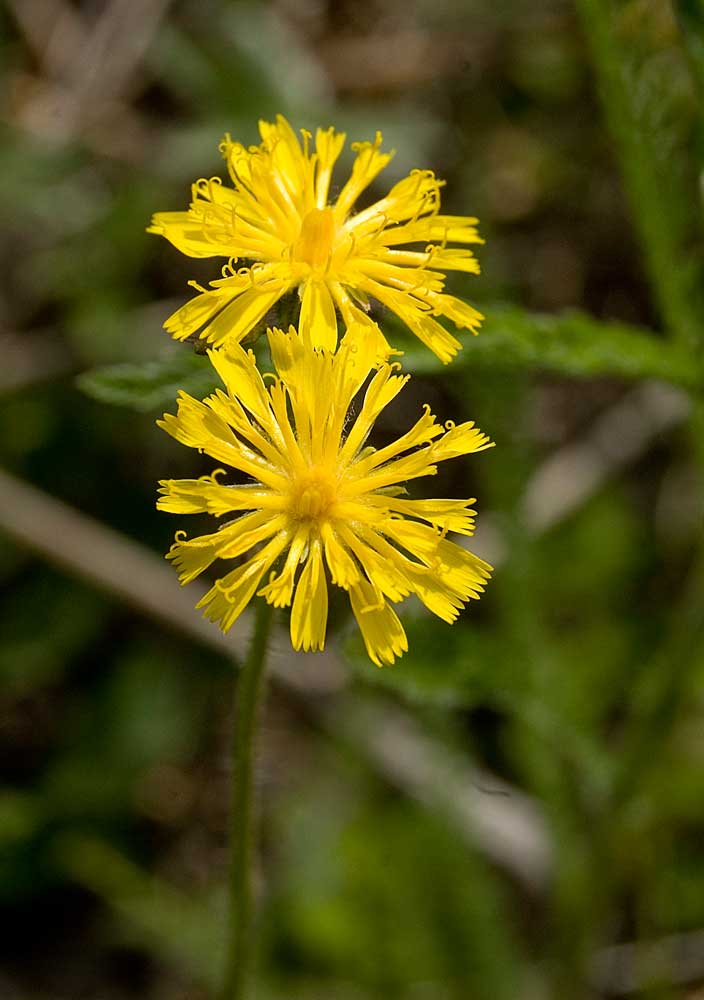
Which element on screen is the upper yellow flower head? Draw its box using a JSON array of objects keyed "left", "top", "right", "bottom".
[
  {"left": 149, "top": 115, "right": 484, "bottom": 364},
  {"left": 157, "top": 326, "right": 493, "bottom": 665}
]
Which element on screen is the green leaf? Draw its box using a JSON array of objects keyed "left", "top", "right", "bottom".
[
  {"left": 394, "top": 305, "right": 700, "bottom": 387},
  {"left": 576, "top": 0, "right": 704, "bottom": 350},
  {"left": 77, "top": 333, "right": 277, "bottom": 411},
  {"left": 77, "top": 350, "right": 221, "bottom": 412},
  {"left": 79, "top": 304, "right": 699, "bottom": 414}
]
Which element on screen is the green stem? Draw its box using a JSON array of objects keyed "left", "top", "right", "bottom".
[{"left": 220, "top": 599, "right": 274, "bottom": 1000}]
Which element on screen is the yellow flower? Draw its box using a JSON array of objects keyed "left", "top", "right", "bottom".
[
  {"left": 157, "top": 325, "right": 493, "bottom": 666},
  {"left": 148, "top": 115, "right": 484, "bottom": 364}
]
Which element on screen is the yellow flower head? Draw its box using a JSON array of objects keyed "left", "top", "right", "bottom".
[
  {"left": 157, "top": 325, "right": 493, "bottom": 666},
  {"left": 149, "top": 115, "right": 484, "bottom": 364}
]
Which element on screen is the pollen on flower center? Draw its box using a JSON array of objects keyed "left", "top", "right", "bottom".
[
  {"left": 289, "top": 469, "right": 338, "bottom": 522},
  {"left": 292, "top": 207, "right": 336, "bottom": 271}
]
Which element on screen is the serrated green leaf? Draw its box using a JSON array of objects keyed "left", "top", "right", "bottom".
[
  {"left": 79, "top": 303, "right": 700, "bottom": 414},
  {"left": 77, "top": 350, "right": 221, "bottom": 412},
  {"left": 395, "top": 305, "right": 701, "bottom": 386},
  {"left": 77, "top": 335, "right": 276, "bottom": 411}
]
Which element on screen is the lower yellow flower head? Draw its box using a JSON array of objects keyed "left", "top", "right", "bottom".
[
  {"left": 148, "top": 114, "right": 483, "bottom": 364},
  {"left": 157, "top": 326, "right": 493, "bottom": 665}
]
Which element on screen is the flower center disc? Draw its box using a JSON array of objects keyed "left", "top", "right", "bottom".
[
  {"left": 292, "top": 207, "right": 336, "bottom": 271},
  {"left": 290, "top": 470, "right": 337, "bottom": 522}
]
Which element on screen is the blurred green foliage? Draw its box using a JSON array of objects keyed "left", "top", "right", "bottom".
[{"left": 3, "top": 1, "right": 704, "bottom": 998}]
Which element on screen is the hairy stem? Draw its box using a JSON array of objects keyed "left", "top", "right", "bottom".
[{"left": 220, "top": 600, "right": 274, "bottom": 1000}]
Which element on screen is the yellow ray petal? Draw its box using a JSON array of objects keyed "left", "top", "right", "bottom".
[
  {"left": 330, "top": 283, "right": 393, "bottom": 362},
  {"left": 399, "top": 563, "right": 468, "bottom": 623},
  {"left": 364, "top": 495, "right": 478, "bottom": 535},
  {"left": 377, "top": 215, "right": 483, "bottom": 247},
  {"left": 166, "top": 510, "right": 280, "bottom": 584},
  {"left": 259, "top": 115, "right": 311, "bottom": 206},
  {"left": 290, "top": 539, "right": 328, "bottom": 651},
  {"left": 432, "top": 538, "right": 493, "bottom": 599},
  {"left": 352, "top": 277, "right": 465, "bottom": 364},
  {"left": 158, "top": 393, "right": 289, "bottom": 490},
  {"left": 157, "top": 472, "right": 282, "bottom": 516},
  {"left": 428, "top": 421, "right": 494, "bottom": 461},
  {"left": 426, "top": 292, "right": 484, "bottom": 333},
  {"left": 349, "top": 578, "right": 408, "bottom": 667},
  {"left": 333, "top": 133, "right": 394, "bottom": 222},
  {"left": 208, "top": 345, "right": 282, "bottom": 444},
  {"left": 424, "top": 248, "right": 481, "bottom": 275},
  {"left": 197, "top": 530, "right": 290, "bottom": 632},
  {"left": 163, "top": 287, "right": 244, "bottom": 341},
  {"left": 147, "top": 211, "right": 235, "bottom": 258},
  {"left": 200, "top": 284, "right": 284, "bottom": 346},
  {"left": 338, "top": 525, "right": 412, "bottom": 604},
  {"left": 258, "top": 525, "right": 310, "bottom": 607},
  {"left": 349, "top": 404, "right": 442, "bottom": 479},
  {"left": 345, "top": 168, "right": 441, "bottom": 233},
  {"left": 205, "top": 390, "right": 289, "bottom": 473},
  {"left": 321, "top": 524, "right": 361, "bottom": 589},
  {"left": 338, "top": 366, "right": 409, "bottom": 466},
  {"left": 315, "top": 126, "right": 346, "bottom": 208},
  {"left": 299, "top": 278, "right": 338, "bottom": 351}
]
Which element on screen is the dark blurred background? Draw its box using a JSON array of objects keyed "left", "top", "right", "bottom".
[{"left": 2, "top": 0, "right": 704, "bottom": 997}]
